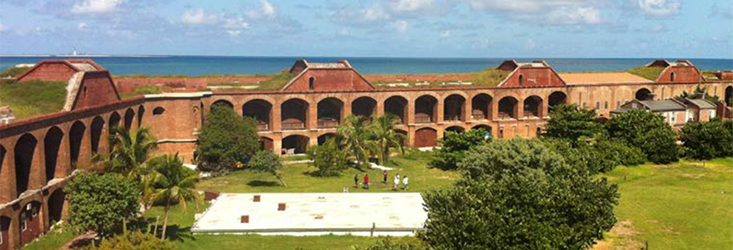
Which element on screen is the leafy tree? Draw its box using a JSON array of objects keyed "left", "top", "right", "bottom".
[
  {"left": 149, "top": 154, "right": 201, "bottom": 239},
  {"left": 248, "top": 150, "right": 286, "bottom": 186},
  {"left": 368, "top": 114, "right": 406, "bottom": 165},
  {"left": 421, "top": 139, "right": 618, "bottom": 249},
  {"left": 197, "top": 104, "right": 260, "bottom": 173},
  {"left": 354, "top": 238, "right": 428, "bottom": 250},
  {"left": 337, "top": 115, "right": 376, "bottom": 168},
  {"left": 604, "top": 109, "right": 679, "bottom": 164},
  {"left": 65, "top": 172, "right": 140, "bottom": 238},
  {"left": 681, "top": 119, "right": 733, "bottom": 160},
  {"left": 544, "top": 104, "right": 601, "bottom": 143},
  {"left": 83, "top": 230, "right": 174, "bottom": 250},
  {"left": 307, "top": 137, "right": 349, "bottom": 176},
  {"left": 575, "top": 137, "right": 646, "bottom": 173},
  {"left": 429, "top": 128, "right": 490, "bottom": 170}
]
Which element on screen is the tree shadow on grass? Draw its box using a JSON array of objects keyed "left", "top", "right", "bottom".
[
  {"left": 247, "top": 180, "right": 279, "bottom": 187},
  {"left": 163, "top": 225, "right": 195, "bottom": 242}
]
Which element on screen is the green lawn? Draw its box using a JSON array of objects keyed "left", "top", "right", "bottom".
[
  {"left": 0, "top": 80, "right": 67, "bottom": 119},
  {"left": 21, "top": 226, "right": 76, "bottom": 250},
  {"left": 598, "top": 157, "right": 733, "bottom": 249},
  {"left": 198, "top": 151, "right": 459, "bottom": 193}
]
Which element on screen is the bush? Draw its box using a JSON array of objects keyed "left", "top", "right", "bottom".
[
  {"left": 65, "top": 172, "right": 140, "bottom": 237},
  {"left": 307, "top": 138, "right": 349, "bottom": 176},
  {"left": 429, "top": 128, "right": 490, "bottom": 170},
  {"left": 248, "top": 150, "right": 286, "bottom": 186},
  {"left": 681, "top": 119, "right": 733, "bottom": 160},
  {"left": 544, "top": 104, "right": 602, "bottom": 143},
  {"left": 576, "top": 138, "right": 646, "bottom": 173},
  {"left": 604, "top": 109, "right": 679, "bottom": 164},
  {"left": 353, "top": 238, "right": 428, "bottom": 250},
  {"left": 197, "top": 104, "right": 260, "bottom": 174},
  {"left": 422, "top": 139, "right": 618, "bottom": 249},
  {"left": 82, "top": 230, "right": 174, "bottom": 250}
]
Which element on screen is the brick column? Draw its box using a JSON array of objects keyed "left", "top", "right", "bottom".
[
  {"left": 98, "top": 123, "right": 110, "bottom": 155},
  {"left": 308, "top": 101, "right": 317, "bottom": 130},
  {"left": 272, "top": 102, "right": 282, "bottom": 132},
  {"left": 406, "top": 100, "right": 414, "bottom": 125},
  {"left": 273, "top": 135, "right": 282, "bottom": 155},
  {"left": 517, "top": 99, "right": 525, "bottom": 119},
  {"left": 343, "top": 101, "right": 352, "bottom": 120},
  {"left": 57, "top": 129, "right": 71, "bottom": 178},
  {"left": 376, "top": 99, "right": 384, "bottom": 117},
  {"left": 78, "top": 120, "right": 93, "bottom": 171},
  {"left": 541, "top": 99, "right": 549, "bottom": 118},
  {"left": 29, "top": 138, "right": 46, "bottom": 190},
  {"left": 8, "top": 212, "right": 20, "bottom": 249},
  {"left": 490, "top": 99, "right": 499, "bottom": 121},
  {"left": 436, "top": 98, "right": 444, "bottom": 123},
  {"left": 0, "top": 143, "right": 17, "bottom": 203},
  {"left": 464, "top": 98, "right": 472, "bottom": 121}
]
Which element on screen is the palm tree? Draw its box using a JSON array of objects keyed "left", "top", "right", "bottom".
[
  {"left": 149, "top": 153, "right": 200, "bottom": 240},
  {"left": 369, "top": 114, "right": 406, "bottom": 165},
  {"left": 337, "top": 115, "right": 376, "bottom": 169}
]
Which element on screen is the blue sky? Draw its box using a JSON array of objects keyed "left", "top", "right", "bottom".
[{"left": 0, "top": 0, "right": 731, "bottom": 58}]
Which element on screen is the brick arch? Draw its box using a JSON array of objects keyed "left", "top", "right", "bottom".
[
  {"left": 352, "top": 96, "right": 377, "bottom": 117},
  {"left": 123, "top": 108, "right": 135, "bottom": 130},
  {"left": 636, "top": 88, "right": 653, "bottom": 101},
  {"left": 14, "top": 134, "right": 37, "bottom": 198},
  {"left": 523, "top": 95, "right": 543, "bottom": 118},
  {"left": 68, "top": 121, "right": 86, "bottom": 171},
  {"left": 43, "top": 127, "right": 64, "bottom": 182},
  {"left": 317, "top": 133, "right": 337, "bottom": 145},
  {"left": 211, "top": 99, "right": 235, "bottom": 114},
  {"left": 137, "top": 105, "right": 145, "bottom": 128},
  {"left": 281, "top": 98, "right": 309, "bottom": 130},
  {"left": 90, "top": 116, "right": 105, "bottom": 154},
  {"left": 444, "top": 94, "right": 466, "bottom": 121},
  {"left": 498, "top": 96, "right": 519, "bottom": 119},
  {"left": 318, "top": 97, "right": 344, "bottom": 128},
  {"left": 259, "top": 137, "right": 274, "bottom": 151},
  {"left": 445, "top": 125, "right": 465, "bottom": 134},
  {"left": 725, "top": 85, "right": 732, "bottom": 107},
  {"left": 548, "top": 91, "right": 567, "bottom": 107},
  {"left": 415, "top": 95, "right": 438, "bottom": 123},
  {"left": 472, "top": 124, "right": 493, "bottom": 134},
  {"left": 47, "top": 189, "right": 65, "bottom": 226},
  {"left": 108, "top": 111, "right": 121, "bottom": 133},
  {"left": 384, "top": 95, "right": 409, "bottom": 124},
  {"left": 0, "top": 145, "right": 4, "bottom": 201},
  {"left": 18, "top": 200, "right": 42, "bottom": 246},
  {"left": 471, "top": 93, "right": 493, "bottom": 120},
  {"left": 414, "top": 127, "right": 437, "bottom": 147},
  {"left": 243, "top": 99, "right": 273, "bottom": 131},
  {"left": 282, "top": 134, "right": 310, "bottom": 154}
]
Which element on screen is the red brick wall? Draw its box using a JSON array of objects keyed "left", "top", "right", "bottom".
[
  {"left": 72, "top": 72, "right": 120, "bottom": 110},
  {"left": 414, "top": 128, "right": 437, "bottom": 147},
  {"left": 658, "top": 66, "right": 701, "bottom": 83},
  {"left": 284, "top": 69, "right": 374, "bottom": 92},
  {"left": 502, "top": 68, "right": 564, "bottom": 87},
  {"left": 17, "top": 63, "right": 76, "bottom": 82}
]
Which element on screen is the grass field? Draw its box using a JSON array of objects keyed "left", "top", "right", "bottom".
[{"left": 0, "top": 80, "right": 67, "bottom": 119}]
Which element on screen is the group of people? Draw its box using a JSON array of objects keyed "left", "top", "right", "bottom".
[{"left": 353, "top": 170, "right": 409, "bottom": 190}]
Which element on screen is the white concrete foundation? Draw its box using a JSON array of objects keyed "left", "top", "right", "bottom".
[{"left": 192, "top": 193, "right": 427, "bottom": 236}]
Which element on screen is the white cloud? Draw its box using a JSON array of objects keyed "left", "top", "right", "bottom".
[
  {"left": 395, "top": 20, "right": 408, "bottom": 33},
  {"left": 440, "top": 30, "right": 451, "bottom": 37},
  {"left": 636, "top": 0, "right": 680, "bottom": 16},
  {"left": 182, "top": 9, "right": 218, "bottom": 25},
  {"left": 548, "top": 6, "right": 601, "bottom": 25},
  {"left": 261, "top": 0, "right": 276, "bottom": 18},
  {"left": 463, "top": 0, "right": 604, "bottom": 25},
  {"left": 223, "top": 17, "right": 250, "bottom": 37},
  {"left": 390, "top": 0, "right": 434, "bottom": 12},
  {"left": 77, "top": 22, "right": 88, "bottom": 31},
  {"left": 364, "top": 6, "right": 391, "bottom": 21},
  {"left": 247, "top": 0, "right": 278, "bottom": 20},
  {"left": 0, "top": 24, "right": 7, "bottom": 33},
  {"left": 71, "top": 0, "right": 123, "bottom": 14}
]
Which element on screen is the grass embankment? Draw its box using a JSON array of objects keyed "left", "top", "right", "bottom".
[
  {"left": 701, "top": 71, "right": 721, "bottom": 80},
  {"left": 0, "top": 80, "right": 67, "bottom": 119},
  {"left": 372, "top": 68, "right": 509, "bottom": 88},
  {"left": 596, "top": 157, "right": 733, "bottom": 249},
  {"left": 253, "top": 71, "right": 294, "bottom": 91},
  {"left": 21, "top": 227, "right": 77, "bottom": 250},
  {"left": 119, "top": 85, "right": 171, "bottom": 99},
  {"left": 0, "top": 66, "right": 31, "bottom": 78},
  {"left": 628, "top": 66, "right": 665, "bottom": 81}
]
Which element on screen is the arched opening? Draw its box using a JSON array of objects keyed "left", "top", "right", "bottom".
[
  {"left": 445, "top": 126, "right": 465, "bottom": 134},
  {"left": 309, "top": 77, "right": 315, "bottom": 90},
  {"left": 318, "top": 133, "right": 337, "bottom": 145},
  {"left": 670, "top": 72, "right": 675, "bottom": 82},
  {"left": 108, "top": 112, "right": 121, "bottom": 133},
  {"left": 90, "top": 116, "right": 104, "bottom": 154},
  {"left": 1, "top": 216, "right": 10, "bottom": 250},
  {"left": 523, "top": 95, "right": 543, "bottom": 118},
  {"left": 0, "top": 146, "right": 4, "bottom": 196},
  {"left": 211, "top": 100, "right": 234, "bottom": 112},
  {"left": 635, "top": 88, "right": 654, "bottom": 101},
  {"left": 414, "top": 128, "right": 437, "bottom": 147},
  {"left": 415, "top": 95, "right": 437, "bottom": 123},
  {"left": 351, "top": 97, "right": 377, "bottom": 118},
  {"left": 69, "top": 121, "right": 86, "bottom": 171},
  {"left": 137, "top": 106, "right": 145, "bottom": 128},
  {"left": 725, "top": 86, "right": 732, "bottom": 107},
  {"left": 498, "top": 96, "right": 519, "bottom": 119},
  {"left": 444, "top": 94, "right": 466, "bottom": 121},
  {"left": 385, "top": 96, "right": 408, "bottom": 123},
  {"left": 260, "top": 137, "right": 274, "bottom": 151},
  {"left": 282, "top": 135, "right": 309, "bottom": 155},
  {"left": 44, "top": 127, "right": 63, "bottom": 182},
  {"left": 123, "top": 108, "right": 135, "bottom": 130},
  {"left": 48, "top": 189, "right": 65, "bottom": 225},
  {"left": 548, "top": 91, "right": 567, "bottom": 108},
  {"left": 472, "top": 124, "right": 493, "bottom": 136},
  {"left": 243, "top": 99, "right": 273, "bottom": 131},
  {"left": 318, "top": 98, "right": 343, "bottom": 128},
  {"left": 19, "top": 201, "right": 42, "bottom": 246},
  {"left": 153, "top": 107, "right": 165, "bottom": 115},
  {"left": 14, "top": 134, "right": 37, "bottom": 197},
  {"left": 281, "top": 99, "right": 309, "bottom": 130},
  {"left": 395, "top": 129, "right": 408, "bottom": 146},
  {"left": 518, "top": 74, "right": 524, "bottom": 85},
  {"left": 471, "top": 94, "right": 492, "bottom": 120}
]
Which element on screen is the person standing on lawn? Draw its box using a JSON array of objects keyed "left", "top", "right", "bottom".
[
  {"left": 402, "top": 175, "right": 409, "bottom": 190},
  {"left": 383, "top": 170, "right": 388, "bottom": 184},
  {"left": 364, "top": 174, "right": 370, "bottom": 189},
  {"left": 393, "top": 173, "right": 400, "bottom": 190},
  {"left": 354, "top": 174, "right": 359, "bottom": 188}
]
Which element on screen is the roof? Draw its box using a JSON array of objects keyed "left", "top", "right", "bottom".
[
  {"left": 15, "top": 59, "right": 106, "bottom": 81},
  {"left": 611, "top": 99, "right": 687, "bottom": 114},
  {"left": 558, "top": 72, "right": 653, "bottom": 85},
  {"left": 307, "top": 62, "right": 350, "bottom": 69},
  {"left": 685, "top": 98, "right": 716, "bottom": 109},
  {"left": 646, "top": 59, "right": 695, "bottom": 68}
]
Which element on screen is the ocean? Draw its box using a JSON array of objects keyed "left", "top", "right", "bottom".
[{"left": 1, "top": 56, "right": 732, "bottom": 76}]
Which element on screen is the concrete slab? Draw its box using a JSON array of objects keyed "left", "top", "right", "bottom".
[{"left": 192, "top": 193, "right": 427, "bottom": 236}]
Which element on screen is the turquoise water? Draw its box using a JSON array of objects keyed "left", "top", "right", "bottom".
[{"left": 0, "top": 56, "right": 731, "bottom": 76}]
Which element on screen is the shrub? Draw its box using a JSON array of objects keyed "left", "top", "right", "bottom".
[
  {"left": 429, "top": 128, "right": 490, "bottom": 170},
  {"left": 248, "top": 150, "right": 286, "bottom": 186},
  {"left": 307, "top": 138, "right": 349, "bottom": 176},
  {"left": 604, "top": 109, "right": 679, "bottom": 164},
  {"left": 353, "top": 238, "right": 428, "bottom": 250},
  {"left": 65, "top": 172, "right": 140, "bottom": 238},
  {"left": 681, "top": 119, "right": 733, "bottom": 160},
  {"left": 575, "top": 138, "right": 646, "bottom": 173},
  {"left": 197, "top": 104, "right": 260, "bottom": 174},
  {"left": 544, "top": 104, "right": 602, "bottom": 143},
  {"left": 83, "top": 230, "right": 174, "bottom": 250}
]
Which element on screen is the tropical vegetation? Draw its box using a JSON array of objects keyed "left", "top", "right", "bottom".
[
  {"left": 428, "top": 128, "right": 490, "bottom": 170},
  {"left": 65, "top": 172, "right": 140, "bottom": 238},
  {"left": 197, "top": 103, "right": 260, "bottom": 174}
]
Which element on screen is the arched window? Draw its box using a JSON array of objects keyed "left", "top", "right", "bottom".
[
  {"left": 153, "top": 107, "right": 165, "bottom": 115},
  {"left": 518, "top": 75, "right": 524, "bottom": 85},
  {"left": 604, "top": 101, "right": 608, "bottom": 109},
  {"left": 309, "top": 77, "right": 315, "bottom": 90},
  {"left": 670, "top": 72, "right": 675, "bottom": 82}
]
